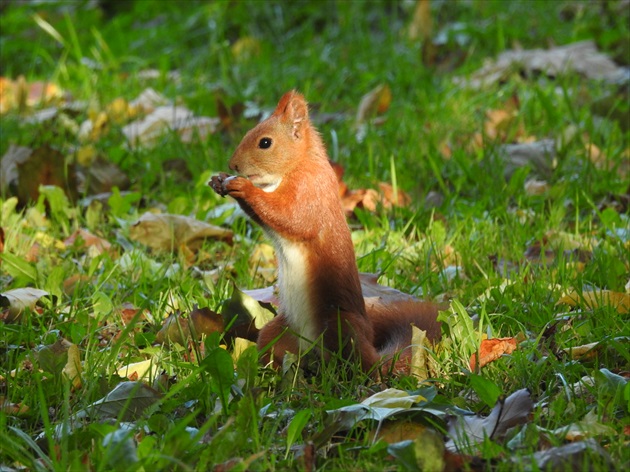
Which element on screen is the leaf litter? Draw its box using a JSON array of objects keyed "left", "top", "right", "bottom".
[{"left": 1, "top": 9, "right": 628, "bottom": 468}]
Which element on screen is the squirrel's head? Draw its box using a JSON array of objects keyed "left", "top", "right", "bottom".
[{"left": 229, "top": 90, "right": 314, "bottom": 193}]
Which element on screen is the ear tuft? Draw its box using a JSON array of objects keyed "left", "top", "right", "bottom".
[{"left": 274, "top": 90, "right": 308, "bottom": 139}]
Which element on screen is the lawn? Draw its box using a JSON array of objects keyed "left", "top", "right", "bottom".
[{"left": 1, "top": 1, "right": 629, "bottom": 470}]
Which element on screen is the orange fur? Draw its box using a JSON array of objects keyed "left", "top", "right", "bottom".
[{"left": 210, "top": 91, "right": 440, "bottom": 375}]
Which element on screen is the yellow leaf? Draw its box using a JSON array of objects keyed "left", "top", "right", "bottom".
[
  {"left": 62, "top": 342, "right": 82, "bottom": 389},
  {"left": 409, "top": 326, "right": 429, "bottom": 382},
  {"left": 231, "top": 37, "right": 261, "bottom": 60},
  {"left": 117, "top": 359, "right": 156, "bottom": 382},
  {"left": 558, "top": 289, "right": 630, "bottom": 314},
  {"left": 76, "top": 144, "right": 97, "bottom": 166},
  {"left": 232, "top": 337, "right": 256, "bottom": 362},
  {"left": 106, "top": 97, "right": 131, "bottom": 124}
]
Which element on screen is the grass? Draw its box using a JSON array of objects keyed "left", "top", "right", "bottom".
[{"left": 1, "top": 1, "right": 629, "bottom": 470}]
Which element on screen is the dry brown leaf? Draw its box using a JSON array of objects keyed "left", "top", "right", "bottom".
[
  {"left": 215, "top": 94, "right": 246, "bottom": 130},
  {"left": 408, "top": 0, "right": 432, "bottom": 41},
  {"left": 469, "top": 337, "right": 518, "bottom": 370},
  {"left": 0, "top": 397, "right": 30, "bottom": 416},
  {"left": 563, "top": 341, "right": 600, "bottom": 360},
  {"left": 0, "top": 144, "right": 78, "bottom": 204},
  {"left": 378, "top": 182, "right": 412, "bottom": 207},
  {"left": 355, "top": 84, "right": 392, "bottom": 126},
  {"left": 63, "top": 274, "right": 94, "bottom": 296},
  {"left": 558, "top": 289, "right": 630, "bottom": 314},
  {"left": 80, "top": 154, "right": 131, "bottom": 194},
  {"left": 156, "top": 307, "right": 224, "bottom": 345},
  {"left": 484, "top": 108, "right": 518, "bottom": 141},
  {"left": 64, "top": 228, "right": 113, "bottom": 256},
  {"left": 116, "top": 302, "right": 145, "bottom": 325},
  {"left": 129, "top": 212, "right": 233, "bottom": 252},
  {"left": 438, "top": 140, "right": 452, "bottom": 159},
  {"left": 344, "top": 188, "right": 381, "bottom": 213},
  {"left": 408, "top": 0, "right": 436, "bottom": 66}
]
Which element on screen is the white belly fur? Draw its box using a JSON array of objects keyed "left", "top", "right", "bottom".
[{"left": 271, "top": 235, "right": 317, "bottom": 349}]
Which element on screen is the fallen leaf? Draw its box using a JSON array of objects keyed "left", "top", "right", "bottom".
[
  {"left": 341, "top": 188, "right": 381, "bottom": 213},
  {"left": 84, "top": 381, "right": 160, "bottom": 421},
  {"left": 221, "top": 284, "right": 276, "bottom": 341},
  {"left": 129, "top": 87, "right": 169, "bottom": 113},
  {"left": 156, "top": 306, "right": 224, "bottom": 345},
  {"left": 445, "top": 388, "right": 533, "bottom": 453},
  {"left": 231, "top": 36, "right": 262, "bottom": 60},
  {"left": 117, "top": 359, "right": 157, "bottom": 382},
  {"left": 63, "top": 274, "right": 94, "bottom": 296},
  {"left": 122, "top": 105, "right": 219, "bottom": 148},
  {"left": 484, "top": 108, "right": 521, "bottom": 142},
  {"left": 408, "top": 0, "right": 432, "bottom": 41},
  {"left": 0, "top": 76, "right": 63, "bottom": 113},
  {"left": 0, "top": 144, "right": 79, "bottom": 204},
  {"left": 518, "top": 439, "right": 613, "bottom": 471},
  {"left": 498, "top": 139, "right": 556, "bottom": 179},
  {"left": 0, "top": 397, "right": 30, "bottom": 416},
  {"left": 557, "top": 409, "right": 617, "bottom": 442},
  {"left": 409, "top": 327, "right": 430, "bottom": 381},
  {"left": 558, "top": 289, "right": 630, "bottom": 314},
  {"left": 563, "top": 341, "right": 600, "bottom": 360},
  {"left": 62, "top": 342, "right": 82, "bottom": 389},
  {"left": 524, "top": 178, "right": 550, "bottom": 196},
  {"left": 378, "top": 182, "right": 412, "bottom": 207},
  {"left": 458, "top": 40, "right": 626, "bottom": 89},
  {"left": 36, "top": 338, "right": 81, "bottom": 388},
  {"left": 116, "top": 302, "right": 146, "bottom": 325},
  {"left": 469, "top": 337, "right": 518, "bottom": 370},
  {"left": 355, "top": 84, "right": 391, "bottom": 126},
  {"left": 408, "top": 0, "right": 436, "bottom": 66},
  {"left": 64, "top": 228, "right": 113, "bottom": 256},
  {"left": 386, "top": 428, "right": 445, "bottom": 472},
  {"left": 0, "top": 288, "right": 50, "bottom": 322},
  {"left": 231, "top": 337, "right": 256, "bottom": 363},
  {"left": 242, "top": 285, "right": 279, "bottom": 306},
  {"left": 106, "top": 97, "right": 136, "bottom": 124},
  {"left": 129, "top": 212, "right": 233, "bottom": 252},
  {"left": 79, "top": 154, "right": 131, "bottom": 194}
]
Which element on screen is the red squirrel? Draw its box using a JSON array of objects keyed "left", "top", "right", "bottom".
[{"left": 210, "top": 91, "right": 440, "bottom": 375}]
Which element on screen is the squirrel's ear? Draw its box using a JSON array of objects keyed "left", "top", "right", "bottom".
[{"left": 275, "top": 90, "right": 308, "bottom": 139}]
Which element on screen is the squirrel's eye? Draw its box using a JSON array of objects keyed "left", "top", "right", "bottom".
[{"left": 258, "top": 137, "right": 272, "bottom": 149}]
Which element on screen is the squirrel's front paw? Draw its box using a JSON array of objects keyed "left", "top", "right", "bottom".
[
  {"left": 223, "top": 175, "right": 251, "bottom": 199},
  {"left": 209, "top": 173, "right": 233, "bottom": 197}
]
